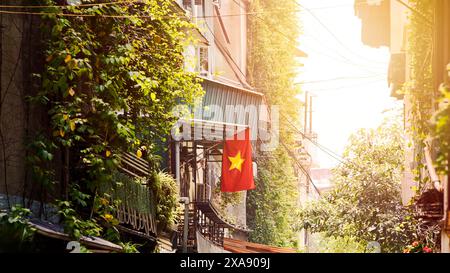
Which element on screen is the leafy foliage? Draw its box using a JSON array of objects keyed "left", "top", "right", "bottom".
[
  {"left": 309, "top": 234, "right": 366, "bottom": 253},
  {"left": 248, "top": 148, "right": 300, "bottom": 247},
  {"left": 213, "top": 179, "right": 243, "bottom": 212},
  {"left": 246, "top": 0, "right": 302, "bottom": 248},
  {"left": 0, "top": 206, "right": 36, "bottom": 252},
  {"left": 119, "top": 241, "right": 140, "bottom": 253},
  {"left": 56, "top": 200, "right": 102, "bottom": 240},
  {"left": 28, "top": 0, "right": 203, "bottom": 244},
  {"left": 151, "top": 171, "right": 180, "bottom": 228},
  {"left": 405, "top": 0, "right": 436, "bottom": 184},
  {"left": 433, "top": 85, "right": 450, "bottom": 173},
  {"left": 297, "top": 119, "right": 417, "bottom": 253},
  {"left": 403, "top": 240, "right": 433, "bottom": 253},
  {"left": 100, "top": 172, "right": 156, "bottom": 216}
]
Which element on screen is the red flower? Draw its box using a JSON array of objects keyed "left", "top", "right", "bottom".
[
  {"left": 412, "top": 241, "right": 419, "bottom": 247},
  {"left": 423, "top": 246, "right": 432, "bottom": 253}
]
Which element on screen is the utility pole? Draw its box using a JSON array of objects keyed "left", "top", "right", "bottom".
[
  {"left": 309, "top": 95, "right": 313, "bottom": 134},
  {"left": 304, "top": 91, "right": 313, "bottom": 134},
  {"left": 304, "top": 91, "right": 308, "bottom": 133}
]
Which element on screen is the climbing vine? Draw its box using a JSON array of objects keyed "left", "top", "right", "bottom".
[
  {"left": 405, "top": 0, "right": 435, "bottom": 187},
  {"left": 246, "top": 0, "right": 302, "bottom": 248},
  {"left": 433, "top": 85, "right": 450, "bottom": 174},
  {"left": 28, "top": 0, "right": 203, "bottom": 244}
]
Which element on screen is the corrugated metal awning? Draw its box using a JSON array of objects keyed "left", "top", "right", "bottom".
[{"left": 197, "top": 78, "right": 269, "bottom": 140}]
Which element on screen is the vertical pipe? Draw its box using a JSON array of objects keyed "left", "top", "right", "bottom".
[
  {"left": 180, "top": 197, "right": 189, "bottom": 253},
  {"left": 205, "top": 149, "right": 209, "bottom": 202},
  {"left": 183, "top": 201, "right": 188, "bottom": 253},
  {"left": 304, "top": 91, "right": 308, "bottom": 133},
  {"left": 175, "top": 141, "right": 181, "bottom": 190},
  {"left": 309, "top": 96, "right": 313, "bottom": 134},
  {"left": 193, "top": 142, "right": 197, "bottom": 202}
]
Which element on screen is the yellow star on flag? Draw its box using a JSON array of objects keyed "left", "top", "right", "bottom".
[{"left": 228, "top": 151, "right": 245, "bottom": 172}]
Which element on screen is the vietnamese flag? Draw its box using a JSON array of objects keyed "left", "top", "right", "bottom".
[{"left": 221, "top": 128, "right": 255, "bottom": 192}]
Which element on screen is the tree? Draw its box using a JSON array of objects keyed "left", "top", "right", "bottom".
[{"left": 297, "top": 117, "right": 416, "bottom": 253}]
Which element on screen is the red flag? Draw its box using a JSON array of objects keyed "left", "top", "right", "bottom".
[{"left": 221, "top": 128, "right": 255, "bottom": 192}]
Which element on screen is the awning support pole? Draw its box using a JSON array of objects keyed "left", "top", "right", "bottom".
[{"left": 175, "top": 141, "right": 181, "bottom": 189}]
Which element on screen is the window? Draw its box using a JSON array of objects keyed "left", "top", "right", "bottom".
[
  {"left": 199, "top": 47, "right": 209, "bottom": 76},
  {"left": 182, "top": 0, "right": 204, "bottom": 11},
  {"left": 183, "top": 45, "right": 210, "bottom": 77}
]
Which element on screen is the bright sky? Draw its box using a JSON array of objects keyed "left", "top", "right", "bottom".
[{"left": 296, "top": 0, "right": 402, "bottom": 168}]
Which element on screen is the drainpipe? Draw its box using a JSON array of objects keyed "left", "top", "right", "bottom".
[
  {"left": 179, "top": 197, "right": 190, "bottom": 253},
  {"left": 442, "top": 175, "right": 448, "bottom": 237},
  {"left": 175, "top": 141, "right": 180, "bottom": 187}
]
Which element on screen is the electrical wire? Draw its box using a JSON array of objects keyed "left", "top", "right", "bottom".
[
  {"left": 279, "top": 140, "right": 321, "bottom": 196},
  {"left": 395, "top": 0, "right": 432, "bottom": 25},
  {"left": 239, "top": 0, "right": 386, "bottom": 74},
  {"left": 203, "top": 19, "right": 250, "bottom": 87},
  {"left": 0, "top": 0, "right": 379, "bottom": 10},
  {"left": 293, "top": 1, "right": 387, "bottom": 65},
  {"left": 0, "top": 0, "right": 434, "bottom": 27},
  {"left": 296, "top": 74, "right": 385, "bottom": 85},
  {"left": 0, "top": 7, "right": 304, "bottom": 18},
  {"left": 301, "top": 31, "right": 387, "bottom": 68},
  {"left": 280, "top": 113, "right": 368, "bottom": 175},
  {"left": 304, "top": 77, "right": 386, "bottom": 93},
  {"left": 0, "top": 1, "right": 136, "bottom": 9}
]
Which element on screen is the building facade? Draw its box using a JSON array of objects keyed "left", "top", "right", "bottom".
[
  {"left": 172, "top": 0, "right": 276, "bottom": 252},
  {"left": 355, "top": 0, "right": 450, "bottom": 252}
]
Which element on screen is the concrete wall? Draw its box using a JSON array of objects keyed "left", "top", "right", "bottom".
[
  {"left": 196, "top": 231, "right": 230, "bottom": 253},
  {"left": 386, "top": 0, "right": 418, "bottom": 206},
  {"left": 0, "top": 3, "right": 28, "bottom": 197},
  {"left": 0, "top": 1, "right": 51, "bottom": 204}
]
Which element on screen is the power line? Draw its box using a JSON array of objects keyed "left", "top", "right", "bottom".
[
  {"left": 244, "top": 2, "right": 386, "bottom": 73},
  {"left": 0, "top": 1, "right": 137, "bottom": 9},
  {"left": 0, "top": 0, "right": 376, "bottom": 10},
  {"left": 298, "top": 43, "right": 385, "bottom": 73},
  {"left": 280, "top": 113, "right": 367, "bottom": 174},
  {"left": 305, "top": 77, "right": 386, "bottom": 93},
  {"left": 203, "top": 18, "right": 249, "bottom": 87},
  {"left": 0, "top": 7, "right": 305, "bottom": 19},
  {"left": 0, "top": 0, "right": 434, "bottom": 27},
  {"left": 293, "top": 0, "right": 386, "bottom": 65},
  {"left": 257, "top": 19, "right": 381, "bottom": 73},
  {"left": 0, "top": 0, "right": 393, "bottom": 19},
  {"left": 301, "top": 32, "right": 387, "bottom": 68},
  {"left": 296, "top": 74, "right": 385, "bottom": 85},
  {"left": 395, "top": 0, "right": 432, "bottom": 25},
  {"left": 279, "top": 140, "right": 321, "bottom": 196}
]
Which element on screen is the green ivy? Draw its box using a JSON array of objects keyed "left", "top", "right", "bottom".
[
  {"left": 246, "top": 0, "right": 302, "bottom": 248},
  {"left": 28, "top": 0, "right": 203, "bottom": 244},
  {"left": 0, "top": 206, "right": 36, "bottom": 252},
  {"left": 152, "top": 171, "right": 179, "bottom": 228},
  {"left": 433, "top": 85, "right": 450, "bottom": 173},
  {"left": 405, "top": 0, "right": 435, "bottom": 185}
]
